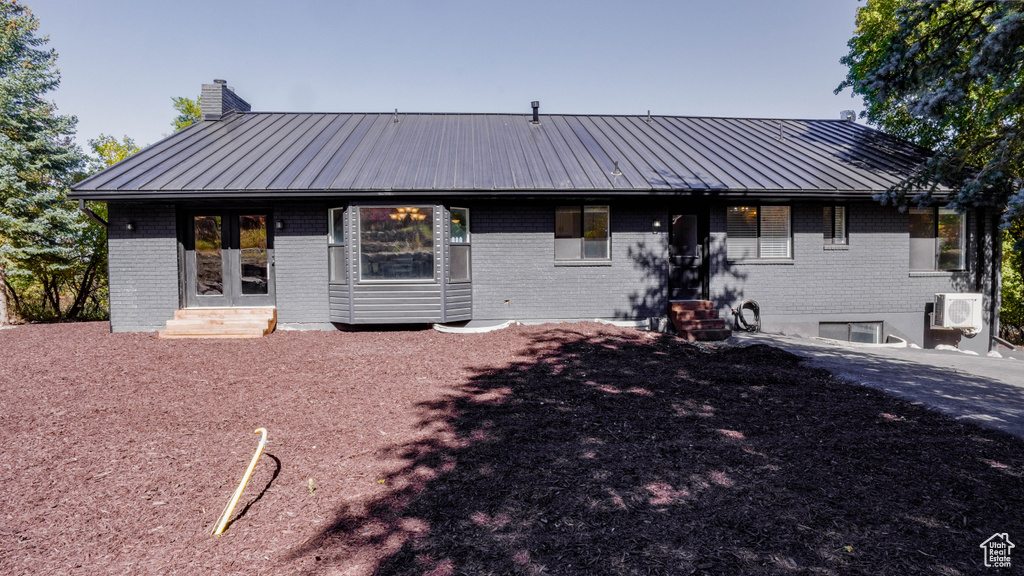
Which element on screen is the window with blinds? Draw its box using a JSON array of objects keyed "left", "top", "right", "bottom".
[
  {"left": 823, "top": 205, "right": 847, "bottom": 245},
  {"left": 727, "top": 205, "right": 791, "bottom": 260}
]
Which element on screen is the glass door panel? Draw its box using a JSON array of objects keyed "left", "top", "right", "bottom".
[
  {"left": 194, "top": 215, "right": 224, "bottom": 296},
  {"left": 238, "top": 215, "right": 269, "bottom": 295}
]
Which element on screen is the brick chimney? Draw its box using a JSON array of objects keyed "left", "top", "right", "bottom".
[{"left": 201, "top": 79, "right": 250, "bottom": 120}]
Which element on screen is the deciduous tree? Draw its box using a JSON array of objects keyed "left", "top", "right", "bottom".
[{"left": 171, "top": 95, "right": 201, "bottom": 131}]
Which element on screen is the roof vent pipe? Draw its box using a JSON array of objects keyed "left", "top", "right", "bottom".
[{"left": 531, "top": 101, "right": 540, "bottom": 124}]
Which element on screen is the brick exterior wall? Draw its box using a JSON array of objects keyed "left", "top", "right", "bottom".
[
  {"left": 471, "top": 202, "right": 668, "bottom": 321},
  {"left": 272, "top": 202, "right": 329, "bottom": 325},
  {"left": 102, "top": 198, "right": 993, "bottom": 353},
  {"left": 106, "top": 203, "right": 179, "bottom": 331},
  {"left": 708, "top": 201, "right": 989, "bottom": 352}
]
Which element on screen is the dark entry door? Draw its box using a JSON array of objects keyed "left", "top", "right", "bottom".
[
  {"left": 668, "top": 212, "right": 708, "bottom": 300},
  {"left": 185, "top": 211, "right": 275, "bottom": 307}
]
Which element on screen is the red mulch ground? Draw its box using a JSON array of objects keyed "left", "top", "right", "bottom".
[{"left": 1, "top": 322, "right": 1022, "bottom": 576}]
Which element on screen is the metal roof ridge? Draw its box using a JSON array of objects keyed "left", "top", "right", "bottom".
[{"left": 235, "top": 110, "right": 878, "bottom": 123}]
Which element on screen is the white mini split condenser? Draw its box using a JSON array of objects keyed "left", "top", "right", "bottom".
[{"left": 931, "top": 293, "right": 983, "bottom": 330}]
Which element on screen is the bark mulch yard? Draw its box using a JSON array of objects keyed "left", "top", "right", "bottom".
[{"left": 1, "top": 322, "right": 1022, "bottom": 576}]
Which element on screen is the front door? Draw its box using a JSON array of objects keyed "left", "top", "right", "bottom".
[
  {"left": 668, "top": 211, "right": 708, "bottom": 300},
  {"left": 184, "top": 211, "right": 275, "bottom": 307}
]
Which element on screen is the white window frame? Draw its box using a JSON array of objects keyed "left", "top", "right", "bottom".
[
  {"left": 328, "top": 207, "right": 347, "bottom": 284},
  {"left": 448, "top": 207, "right": 471, "bottom": 283}
]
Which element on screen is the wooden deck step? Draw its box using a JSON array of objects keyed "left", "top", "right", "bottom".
[
  {"left": 158, "top": 308, "right": 277, "bottom": 339},
  {"left": 669, "top": 300, "right": 731, "bottom": 342}
]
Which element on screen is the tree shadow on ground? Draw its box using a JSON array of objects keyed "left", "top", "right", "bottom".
[{"left": 289, "top": 327, "right": 1024, "bottom": 575}]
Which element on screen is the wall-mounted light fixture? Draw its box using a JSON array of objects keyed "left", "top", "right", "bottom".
[
  {"left": 126, "top": 222, "right": 136, "bottom": 232},
  {"left": 651, "top": 219, "right": 663, "bottom": 234},
  {"left": 275, "top": 220, "right": 285, "bottom": 230}
]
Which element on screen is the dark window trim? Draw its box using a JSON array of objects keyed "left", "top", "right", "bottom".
[
  {"left": 554, "top": 204, "right": 611, "bottom": 262},
  {"left": 727, "top": 204, "right": 792, "bottom": 261},
  {"left": 823, "top": 204, "right": 848, "bottom": 246},
  {"left": 909, "top": 206, "right": 966, "bottom": 272}
]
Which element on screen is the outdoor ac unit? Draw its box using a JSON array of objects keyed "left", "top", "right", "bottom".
[{"left": 931, "top": 293, "right": 983, "bottom": 330}]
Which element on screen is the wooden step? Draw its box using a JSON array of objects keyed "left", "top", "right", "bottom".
[
  {"left": 174, "top": 307, "right": 277, "bottom": 320},
  {"left": 159, "top": 308, "right": 276, "bottom": 339}
]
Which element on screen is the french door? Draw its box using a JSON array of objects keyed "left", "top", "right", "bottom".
[{"left": 184, "top": 211, "right": 275, "bottom": 307}]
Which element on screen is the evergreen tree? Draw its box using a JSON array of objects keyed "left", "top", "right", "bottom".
[
  {"left": 838, "top": 0, "right": 1024, "bottom": 218},
  {"left": 838, "top": 0, "right": 1024, "bottom": 343},
  {"left": 0, "top": 0, "right": 92, "bottom": 322}
]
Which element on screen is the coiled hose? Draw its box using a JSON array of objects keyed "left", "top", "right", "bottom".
[{"left": 734, "top": 299, "right": 760, "bottom": 332}]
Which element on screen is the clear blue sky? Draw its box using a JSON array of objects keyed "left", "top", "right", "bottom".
[{"left": 30, "top": 0, "right": 864, "bottom": 148}]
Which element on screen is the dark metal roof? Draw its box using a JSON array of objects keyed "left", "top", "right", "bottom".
[{"left": 70, "top": 112, "right": 936, "bottom": 200}]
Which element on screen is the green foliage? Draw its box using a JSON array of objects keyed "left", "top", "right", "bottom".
[
  {"left": 1001, "top": 223, "right": 1024, "bottom": 343},
  {"left": 0, "top": 0, "right": 103, "bottom": 322},
  {"left": 88, "top": 133, "right": 138, "bottom": 168},
  {"left": 839, "top": 0, "right": 1024, "bottom": 344},
  {"left": 171, "top": 95, "right": 201, "bottom": 131},
  {"left": 837, "top": 0, "right": 1024, "bottom": 220}
]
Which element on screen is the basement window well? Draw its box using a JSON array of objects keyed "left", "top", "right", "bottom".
[{"left": 819, "top": 321, "right": 882, "bottom": 344}]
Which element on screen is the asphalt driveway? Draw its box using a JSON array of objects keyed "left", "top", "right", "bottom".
[{"left": 739, "top": 332, "right": 1024, "bottom": 439}]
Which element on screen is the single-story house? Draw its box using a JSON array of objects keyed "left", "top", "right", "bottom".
[{"left": 69, "top": 80, "right": 1002, "bottom": 353}]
